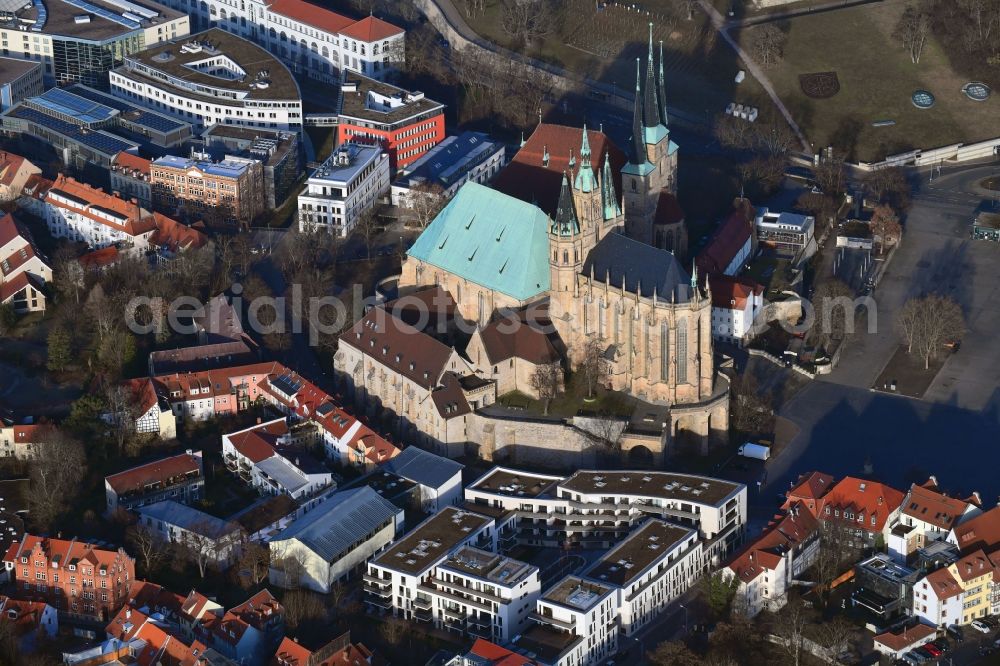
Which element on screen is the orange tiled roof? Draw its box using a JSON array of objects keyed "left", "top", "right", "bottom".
[
  {"left": 709, "top": 274, "right": 763, "bottom": 311},
  {"left": 953, "top": 549, "right": 994, "bottom": 582},
  {"left": 874, "top": 623, "right": 936, "bottom": 652},
  {"left": 0, "top": 151, "right": 26, "bottom": 187},
  {"left": 150, "top": 213, "right": 208, "bottom": 253},
  {"left": 727, "top": 503, "right": 818, "bottom": 583},
  {"left": 46, "top": 174, "right": 157, "bottom": 237},
  {"left": 113, "top": 151, "right": 152, "bottom": 175},
  {"left": 272, "top": 636, "right": 312, "bottom": 666},
  {"left": 339, "top": 15, "right": 403, "bottom": 41},
  {"left": 267, "top": 0, "right": 355, "bottom": 33},
  {"left": 902, "top": 480, "right": 973, "bottom": 531},
  {"left": 923, "top": 566, "right": 963, "bottom": 601},
  {"left": 817, "top": 476, "right": 904, "bottom": 533},
  {"left": 105, "top": 451, "right": 202, "bottom": 496},
  {"left": 952, "top": 505, "right": 1000, "bottom": 555}
]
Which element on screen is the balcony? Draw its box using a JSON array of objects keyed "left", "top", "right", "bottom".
[
  {"left": 363, "top": 583, "right": 391, "bottom": 597},
  {"left": 441, "top": 606, "right": 465, "bottom": 620},
  {"left": 413, "top": 596, "right": 432, "bottom": 610},
  {"left": 529, "top": 611, "right": 575, "bottom": 630},
  {"left": 364, "top": 595, "right": 392, "bottom": 610},
  {"left": 362, "top": 574, "right": 391, "bottom": 587},
  {"left": 414, "top": 606, "right": 432, "bottom": 621}
]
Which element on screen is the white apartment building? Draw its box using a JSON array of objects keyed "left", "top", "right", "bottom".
[
  {"left": 709, "top": 274, "right": 764, "bottom": 344},
  {"left": 137, "top": 500, "right": 244, "bottom": 567},
  {"left": 586, "top": 520, "right": 702, "bottom": 636},
  {"left": 512, "top": 576, "right": 619, "bottom": 666},
  {"left": 154, "top": 0, "right": 404, "bottom": 82},
  {"left": 381, "top": 445, "right": 464, "bottom": 513},
  {"left": 298, "top": 143, "right": 389, "bottom": 236},
  {"left": 43, "top": 174, "right": 158, "bottom": 250},
  {"left": 465, "top": 467, "right": 747, "bottom": 564},
  {"left": 755, "top": 207, "right": 815, "bottom": 253},
  {"left": 422, "top": 545, "right": 540, "bottom": 643},
  {"left": 222, "top": 418, "right": 334, "bottom": 501},
  {"left": 391, "top": 131, "right": 506, "bottom": 208},
  {"left": 269, "top": 486, "right": 402, "bottom": 593},
  {"left": 887, "top": 478, "right": 982, "bottom": 562},
  {"left": 110, "top": 29, "right": 303, "bottom": 133},
  {"left": 364, "top": 507, "right": 495, "bottom": 620}
]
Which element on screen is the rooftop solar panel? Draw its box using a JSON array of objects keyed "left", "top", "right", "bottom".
[
  {"left": 13, "top": 107, "right": 137, "bottom": 156},
  {"left": 61, "top": 0, "right": 141, "bottom": 29},
  {"left": 37, "top": 88, "right": 116, "bottom": 125},
  {"left": 69, "top": 85, "right": 186, "bottom": 133}
]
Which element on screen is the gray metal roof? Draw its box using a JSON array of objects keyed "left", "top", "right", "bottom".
[
  {"left": 582, "top": 231, "right": 691, "bottom": 300},
  {"left": 271, "top": 487, "right": 401, "bottom": 562},
  {"left": 138, "top": 500, "right": 240, "bottom": 539},
  {"left": 383, "top": 446, "right": 463, "bottom": 491},
  {"left": 255, "top": 456, "right": 308, "bottom": 495}
]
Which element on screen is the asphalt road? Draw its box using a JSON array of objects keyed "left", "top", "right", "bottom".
[{"left": 770, "top": 161, "right": 1000, "bottom": 502}]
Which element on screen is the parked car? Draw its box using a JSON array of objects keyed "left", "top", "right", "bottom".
[
  {"left": 922, "top": 643, "right": 942, "bottom": 658},
  {"left": 946, "top": 625, "right": 964, "bottom": 641},
  {"left": 972, "top": 619, "right": 991, "bottom": 634},
  {"left": 901, "top": 651, "right": 925, "bottom": 665},
  {"left": 930, "top": 638, "right": 950, "bottom": 653}
]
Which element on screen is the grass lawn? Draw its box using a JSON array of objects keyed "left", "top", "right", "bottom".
[
  {"left": 872, "top": 344, "right": 948, "bottom": 399},
  {"left": 497, "top": 373, "right": 635, "bottom": 419},
  {"left": 460, "top": 0, "right": 770, "bottom": 121},
  {"left": 739, "top": 3, "right": 1000, "bottom": 161}
]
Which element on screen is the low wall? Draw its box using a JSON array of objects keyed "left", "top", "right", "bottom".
[
  {"left": 748, "top": 348, "right": 816, "bottom": 378},
  {"left": 857, "top": 136, "right": 1000, "bottom": 170}
]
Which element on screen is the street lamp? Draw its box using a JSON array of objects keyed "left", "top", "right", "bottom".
[{"left": 678, "top": 603, "right": 689, "bottom": 633}]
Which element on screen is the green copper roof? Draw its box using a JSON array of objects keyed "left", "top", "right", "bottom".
[
  {"left": 621, "top": 161, "right": 655, "bottom": 176},
  {"left": 575, "top": 124, "right": 596, "bottom": 192},
  {"left": 644, "top": 125, "right": 669, "bottom": 146},
  {"left": 553, "top": 172, "right": 580, "bottom": 236},
  {"left": 407, "top": 182, "right": 551, "bottom": 302}
]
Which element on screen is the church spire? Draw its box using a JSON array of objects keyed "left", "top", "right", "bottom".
[
  {"left": 601, "top": 151, "right": 620, "bottom": 220},
  {"left": 643, "top": 23, "right": 660, "bottom": 129},
  {"left": 574, "top": 124, "right": 596, "bottom": 192},
  {"left": 553, "top": 171, "right": 579, "bottom": 236},
  {"left": 629, "top": 57, "right": 645, "bottom": 166},
  {"left": 690, "top": 259, "right": 699, "bottom": 292},
  {"left": 658, "top": 40, "right": 669, "bottom": 128}
]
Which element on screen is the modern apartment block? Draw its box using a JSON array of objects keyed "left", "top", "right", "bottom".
[
  {"left": 755, "top": 207, "right": 815, "bottom": 254},
  {"left": 419, "top": 546, "right": 540, "bottom": 644},
  {"left": 336, "top": 71, "right": 445, "bottom": 170},
  {"left": 0, "top": 58, "right": 43, "bottom": 112},
  {"left": 513, "top": 576, "right": 619, "bottom": 666},
  {"left": 110, "top": 29, "right": 303, "bottom": 133},
  {"left": 297, "top": 143, "right": 389, "bottom": 236},
  {"left": 104, "top": 450, "right": 204, "bottom": 514},
  {"left": 151, "top": 153, "right": 265, "bottom": 227},
  {"left": 0, "top": 0, "right": 189, "bottom": 86},
  {"left": 364, "top": 507, "right": 496, "bottom": 620},
  {"left": 586, "top": 519, "right": 702, "bottom": 636},
  {"left": 153, "top": 0, "right": 404, "bottom": 82},
  {"left": 465, "top": 467, "right": 747, "bottom": 563},
  {"left": 3, "top": 535, "right": 135, "bottom": 623}
]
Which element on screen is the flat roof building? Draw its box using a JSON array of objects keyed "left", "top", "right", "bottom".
[
  {"left": 755, "top": 207, "right": 815, "bottom": 254},
  {"left": 0, "top": 0, "right": 189, "bottom": 86},
  {"left": 0, "top": 58, "right": 43, "bottom": 113},
  {"left": 391, "top": 131, "right": 505, "bottom": 209},
  {"left": 337, "top": 70, "right": 444, "bottom": 170},
  {"left": 201, "top": 125, "right": 300, "bottom": 208},
  {"left": 298, "top": 142, "right": 389, "bottom": 237},
  {"left": 110, "top": 29, "right": 303, "bottom": 133}
]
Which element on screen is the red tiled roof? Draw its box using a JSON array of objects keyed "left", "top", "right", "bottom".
[
  {"left": 654, "top": 191, "right": 685, "bottom": 227},
  {"left": 267, "top": 0, "right": 355, "bottom": 33},
  {"left": 923, "top": 567, "right": 962, "bottom": 601},
  {"left": 874, "top": 623, "right": 935, "bottom": 652},
  {"left": 272, "top": 637, "right": 312, "bottom": 666},
  {"left": 78, "top": 246, "right": 121, "bottom": 270},
  {"left": 21, "top": 174, "right": 52, "bottom": 201},
  {"left": 727, "top": 504, "right": 818, "bottom": 583},
  {"left": 494, "top": 123, "right": 626, "bottom": 216},
  {"left": 3, "top": 534, "right": 132, "bottom": 573},
  {"left": 229, "top": 589, "right": 282, "bottom": 630},
  {"left": 113, "top": 151, "right": 151, "bottom": 176},
  {"left": 0, "top": 595, "right": 50, "bottom": 635},
  {"left": 477, "top": 316, "right": 559, "bottom": 366},
  {"left": 467, "top": 639, "right": 537, "bottom": 666},
  {"left": 1, "top": 242, "right": 43, "bottom": 277},
  {"left": 0, "top": 213, "right": 28, "bottom": 249},
  {"left": 339, "top": 15, "right": 403, "bottom": 41},
  {"left": 150, "top": 213, "right": 208, "bottom": 253},
  {"left": 341, "top": 308, "right": 456, "bottom": 388},
  {"left": 817, "top": 477, "right": 904, "bottom": 533},
  {"left": 0, "top": 271, "right": 44, "bottom": 305},
  {"left": 697, "top": 198, "right": 754, "bottom": 276},
  {"left": 954, "top": 506, "right": 1000, "bottom": 555},
  {"left": 953, "top": 549, "right": 994, "bottom": 582},
  {"left": 709, "top": 274, "right": 763, "bottom": 311},
  {"left": 46, "top": 175, "right": 157, "bottom": 237},
  {"left": 227, "top": 419, "right": 287, "bottom": 464},
  {"left": 902, "top": 480, "right": 973, "bottom": 531},
  {"left": 0, "top": 152, "right": 25, "bottom": 187},
  {"left": 105, "top": 451, "right": 202, "bottom": 495}
]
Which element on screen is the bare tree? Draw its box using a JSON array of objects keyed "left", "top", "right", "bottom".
[
  {"left": 870, "top": 204, "right": 902, "bottom": 255},
  {"left": 103, "top": 381, "right": 140, "bottom": 456},
  {"left": 28, "top": 428, "right": 86, "bottom": 531},
  {"left": 679, "top": 0, "right": 698, "bottom": 21},
  {"left": 235, "top": 542, "right": 270, "bottom": 589},
  {"left": 353, "top": 206, "right": 381, "bottom": 261},
  {"left": 903, "top": 294, "right": 965, "bottom": 369},
  {"left": 500, "top": 0, "right": 552, "bottom": 47},
  {"left": 577, "top": 337, "right": 608, "bottom": 398},
  {"left": 177, "top": 521, "right": 241, "bottom": 577},
  {"left": 379, "top": 616, "right": 408, "bottom": 646},
  {"left": 814, "top": 154, "right": 847, "bottom": 196},
  {"left": 815, "top": 616, "right": 855, "bottom": 660},
  {"left": 729, "top": 373, "right": 774, "bottom": 436},
  {"left": 529, "top": 362, "right": 562, "bottom": 415},
  {"left": 895, "top": 4, "right": 932, "bottom": 64},
  {"left": 284, "top": 589, "right": 328, "bottom": 632},
  {"left": 774, "top": 596, "right": 809, "bottom": 666},
  {"left": 714, "top": 113, "right": 756, "bottom": 151},
  {"left": 896, "top": 297, "right": 921, "bottom": 353},
  {"left": 750, "top": 24, "right": 786, "bottom": 68},
  {"left": 127, "top": 523, "right": 167, "bottom": 576},
  {"left": 406, "top": 182, "right": 447, "bottom": 229}
]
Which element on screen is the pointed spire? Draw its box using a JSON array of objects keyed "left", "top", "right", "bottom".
[
  {"left": 690, "top": 259, "right": 698, "bottom": 291},
  {"left": 658, "top": 40, "right": 669, "bottom": 128},
  {"left": 629, "top": 57, "right": 645, "bottom": 166},
  {"left": 575, "top": 124, "right": 596, "bottom": 192},
  {"left": 643, "top": 23, "right": 660, "bottom": 129},
  {"left": 520, "top": 131, "right": 526, "bottom": 148},
  {"left": 553, "top": 171, "right": 579, "bottom": 236},
  {"left": 542, "top": 144, "right": 549, "bottom": 167},
  {"left": 569, "top": 147, "right": 576, "bottom": 169},
  {"left": 601, "top": 151, "right": 620, "bottom": 220}
]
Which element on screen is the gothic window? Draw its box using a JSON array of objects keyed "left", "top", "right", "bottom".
[
  {"left": 631, "top": 178, "right": 637, "bottom": 192},
  {"left": 676, "top": 318, "right": 688, "bottom": 383},
  {"left": 660, "top": 321, "right": 669, "bottom": 382},
  {"left": 614, "top": 305, "right": 620, "bottom": 344},
  {"left": 583, "top": 299, "right": 589, "bottom": 335},
  {"left": 478, "top": 292, "right": 485, "bottom": 325},
  {"left": 598, "top": 299, "right": 605, "bottom": 338},
  {"left": 563, "top": 250, "right": 568, "bottom": 264},
  {"left": 643, "top": 319, "right": 650, "bottom": 370}
]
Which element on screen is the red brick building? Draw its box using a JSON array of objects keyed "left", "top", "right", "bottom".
[
  {"left": 336, "top": 71, "right": 444, "bottom": 171},
  {"left": 3, "top": 534, "right": 135, "bottom": 622}
]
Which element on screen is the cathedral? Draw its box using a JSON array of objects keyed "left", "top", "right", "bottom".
[{"left": 398, "top": 32, "right": 728, "bottom": 449}]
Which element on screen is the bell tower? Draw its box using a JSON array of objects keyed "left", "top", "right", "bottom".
[{"left": 549, "top": 172, "right": 586, "bottom": 297}]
